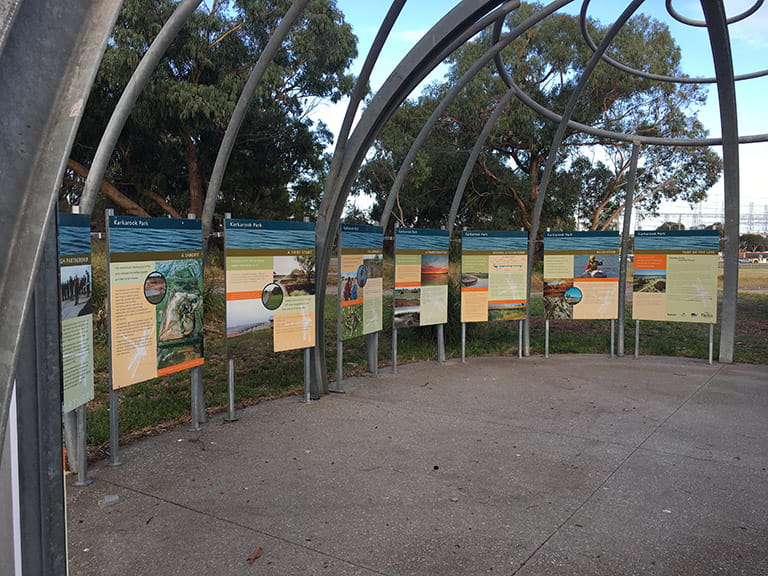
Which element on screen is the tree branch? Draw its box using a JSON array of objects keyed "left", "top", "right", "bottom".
[{"left": 67, "top": 159, "right": 150, "bottom": 217}]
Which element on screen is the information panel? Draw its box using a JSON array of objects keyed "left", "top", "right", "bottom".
[
  {"left": 339, "top": 223, "right": 384, "bottom": 340},
  {"left": 225, "top": 219, "right": 315, "bottom": 352},
  {"left": 394, "top": 227, "right": 449, "bottom": 329},
  {"left": 543, "top": 231, "right": 619, "bottom": 320},
  {"left": 461, "top": 230, "right": 528, "bottom": 323},
  {"left": 632, "top": 230, "right": 719, "bottom": 323},
  {"left": 108, "top": 216, "right": 204, "bottom": 389},
  {"left": 58, "top": 212, "right": 95, "bottom": 412}
]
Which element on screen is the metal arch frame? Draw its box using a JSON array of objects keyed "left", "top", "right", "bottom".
[
  {"left": 201, "top": 0, "right": 310, "bottom": 242},
  {"left": 580, "top": 0, "right": 768, "bottom": 85},
  {"left": 523, "top": 0, "right": 646, "bottom": 354},
  {"left": 313, "top": 0, "right": 518, "bottom": 394},
  {"left": 0, "top": 0, "right": 123, "bottom": 570},
  {"left": 668, "top": 0, "right": 764, "bottom": 27},
  {"left": 446, "top": 87, "right": 517, "bottom": 234},
  {"left": 79, "top": 0, "right": 203, "bottom": 215},
  {"left": 491, "top": 11, "right": 768, "bottom": 146},
  {"left": 701, "top": 0, "right": 740, "bottom": 363},
  {"left": 323, "top": 0, "right": 408, "bottom": 216},
  {"left": 380, "top": 0, "right": 571, "bottom": 232},
  {"left": 313, "top": 0, "right": 408, "bottom": 394},
  {"left": 0, "top": 0, "right": 123, "bottom": 458}
]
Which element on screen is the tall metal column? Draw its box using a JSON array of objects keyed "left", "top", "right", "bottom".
[
  {"left": 15, "top": 212, "right": 67, "bottom": 575},
  {"left": 702, "top": 0, "right": 740, "bottom": 363},
  {"left": 617, "top": 142, "right": 640, "bottom": 356}
]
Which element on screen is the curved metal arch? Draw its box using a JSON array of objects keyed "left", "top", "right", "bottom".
[
  {"left": 579, "top": 0, "right": 768, "bottom": 86},
  {"left": 79, "top": 0, "right": 203, "bottom": 215},
  {"left": 306, "top": 0, "right": 407, "bottom": 396},
  {"left": 446, "top": 87, "right": 516, "bottom": 234},
  {"left": 380, "top": 0, "right": 572, "bottom": 231},
  {"left": 314, "top": 0, "right": 518, "bottom": 394},
  {"left": 667, "top": 0, "right": 763, "bottom": 27},
  {"left": 0, "top": 0, "right": 122, "bottom": 456},
  {"left": 701, "top": 0, "right": 740, "bottom": 363},
  {"left": 201, "top": 0, "right": 310, "bottom": 242},
  {"left": 324, "top": 0, "right": 408, "bottom": 222},
  {"left": 492, "top": 8, "right": 768, "bottom": 145},
  {"left": 523, "top": 0, "right": 645, "bottom": 354}
]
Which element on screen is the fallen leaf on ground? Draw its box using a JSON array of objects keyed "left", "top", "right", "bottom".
[{"left": 247, "top": 548, "right": 264, "bottom": 564}]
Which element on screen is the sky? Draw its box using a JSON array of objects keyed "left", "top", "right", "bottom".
[{"left": 309, "top": 0, "right": 767, "bottom": 229}]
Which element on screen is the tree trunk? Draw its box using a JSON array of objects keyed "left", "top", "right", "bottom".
[
  {"left": 67, "top": 159, "right": 149, "bottom": 217},
  {"left": 138, "top": 187, "right": 182, "bottom": 219},
  {"left": 184, "top": 134, "right": 204, "bottom": 218}
]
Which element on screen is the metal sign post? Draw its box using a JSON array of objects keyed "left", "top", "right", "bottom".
[
  {"left": 223, "top": 214, "right": 237, "bottom": 421},
  {"left": 366, "top": 332, "right": 379, "bottom": 376},
  {"left": 304, "top": 348, "right": 311, "bottom": 403},
  {"left": 392, "top": 223, "right": 398, "bottom": 374},
  {"left": 105, "top": 209, "right": 123, "bottom": 467},
  {"left": 437, "top": 324, "right": 446, "bottom": 363},
  {"left": 334, "top": 225, "right": 344, "bottom": 392}
]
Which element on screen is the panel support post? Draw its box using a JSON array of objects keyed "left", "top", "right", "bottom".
[
  {"left": 544, "top": 319, "right": 550, "bottom": 358},
  {"left": 188, "top": 212, "right": 204, "bottom": 430},
  {"left": 518, "top": 319, "right": 523, "bottom": 358},
  {"left": 223, "top": 213, "right": 237, "bottom": 421},
  {"left": 226, "top": 358, "right": 237, "bottom": 421},
  {"left": 367, "top": 332, "right": 379, "bottom": 376},
  {"left": 333, "top": 225, "right": 344, "bottom": 392},
  {"left": 709, "top": 323, "right": 715, "bottom": 365},
  {"left": 304, "top": 348, "right": 312, "bottom": 403},
  {"left": 437, "top": 324, "right": 446, "bottom": 363},
  {"left": 105, "top": 209, "right": 123, "bottom": 467},
  {"left": 634, "top": 320, "right": 640, "bottom": 359},
  {"left": 460, "top": 323, "right": 466, "bottom": 363},
  {"left": 189, "top": 367, "right": 202, "bottom": 431},
  {"left": 610, "top": 319, "right": 615, "bottom": 358},
  {"left": 392, "top": 326, "right": 398, "bottom": 374},
  {"left": 72, "top": 406, "right": 92, "bottom": 487}
]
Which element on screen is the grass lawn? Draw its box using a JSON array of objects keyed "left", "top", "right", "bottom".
[{"left": 83, "top": 249, "right": 768, "bottom": 455}]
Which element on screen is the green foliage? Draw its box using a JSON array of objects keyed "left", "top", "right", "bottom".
[
  {"left": 657, "top": 221, "right": 685, "bottom": 231},
  {"left": 359, "top": 2, "right": 721, "bottom": 232},
  {"left": 740, "top": 234, "right": 768, "bottom": 252},
  {"left": 68, "top": 0, "right": 357, "bottom": 221}
]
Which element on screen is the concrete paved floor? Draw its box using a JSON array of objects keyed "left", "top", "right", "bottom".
[{"left": 66, "top": 355, "right": 768, "bottom": 575}]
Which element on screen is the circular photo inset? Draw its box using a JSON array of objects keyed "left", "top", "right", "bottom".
[
  {"left": 262, "top": 282, "right": 284, "bottom": 310},
  {"left": 356, "top": 264, "right": 369, "bottom": 288},
  {"left": 563, "top": 286, "right": 583, "bottom": 305},
  {"left": 143, "top": 271, "right": 167, "bottom": 305}
]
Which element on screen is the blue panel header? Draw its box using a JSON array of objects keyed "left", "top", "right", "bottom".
[
  {"left": 635, "top": 230, "right": 720, "bottom": 251},
  {"left": 108, "top": 216, "right": 201, "bottom": 253},
  {"left": 545, "top": 231, "right": 619, "bottom": 251},
  {"left": 58, "top": 213, "right": 91, "bottom": 256},
  {"left": 341, "top": 224, "right": 383, "bottom": 250},
  {"left": 395, "top": 227, "right": 449, "bottom": 251},
  {"left": 225, "top": 219, "right": 315, "bottom": 250},
  {"left": 462, "top": 230, "right": 528, "bottom": 252}
]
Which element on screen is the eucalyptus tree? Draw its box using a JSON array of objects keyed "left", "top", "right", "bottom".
[
  {"left": 66, "top": 0, "right": 357, "bottom": 222},
  {"left": 359, "top": 3, "right": 721, "bottom": 232}
]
